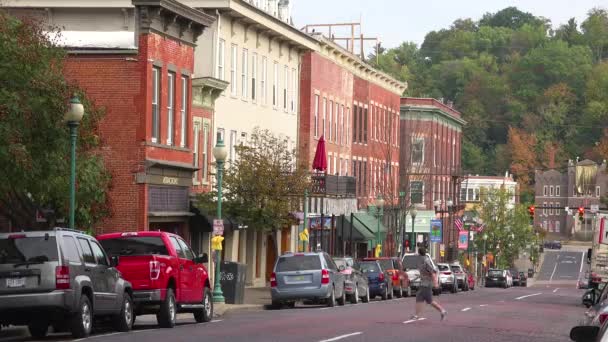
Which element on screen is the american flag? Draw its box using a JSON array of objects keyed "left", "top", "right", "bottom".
[
  {"left": 455, "top": 217, "right": 464, "bottom": 231},
  {"left": 476, "top": 224, "right": 486, "bottom": 233}
]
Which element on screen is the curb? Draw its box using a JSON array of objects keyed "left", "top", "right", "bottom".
[{"left": 213, "top": 304, "right": 265, "bottom": 318}]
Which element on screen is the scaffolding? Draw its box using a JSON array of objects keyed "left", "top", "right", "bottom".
[{"left": 300, "top": 21, "right": 380, "bottom": 61}]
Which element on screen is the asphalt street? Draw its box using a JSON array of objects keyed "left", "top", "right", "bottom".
[
  {"left": 537, "top": 249, "right": 586, "bottom": 283},
  {"left": 0, "top": 284, "right": 586, "bottom": 342}
]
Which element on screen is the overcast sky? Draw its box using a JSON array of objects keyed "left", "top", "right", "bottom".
[{"left": 292, "top": 0, "right": 607, "bottom": 49}]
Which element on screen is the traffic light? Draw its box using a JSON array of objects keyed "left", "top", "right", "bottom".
[
  {"left": 528, "top": 206, "right": 535, "bottom": 220},
  {"left": 578, "top": 207, "right": 585, "bottom": 221}
]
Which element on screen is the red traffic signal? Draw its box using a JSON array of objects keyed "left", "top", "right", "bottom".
[
  {"left": 578, "top": 207, "right": 585, "bottom": 221},
  {"left": 528, "top": 206, "right": 535, "bottom": 219}
]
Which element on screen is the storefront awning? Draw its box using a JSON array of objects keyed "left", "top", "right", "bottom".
[{"left": 344, "top": 212, "right": 386, "bottom": 241}]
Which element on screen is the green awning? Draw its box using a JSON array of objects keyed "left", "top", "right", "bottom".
[{"left": 344, "top": 212, "right": 386, "bottom": 241}]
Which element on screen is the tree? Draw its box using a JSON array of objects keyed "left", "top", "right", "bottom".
[
  {"left": 554, "top": 18, "right": 584, "bottom": 46},
  {"left": 473, "top": 188, "right": 536, "bottom": 269},
  {"left": 582, "top": 8, "right": 608, "bottom": 62},
  {"left": 0, "top": 12, "right": 110, "bottom": 229},
  {"left": 507, "top": 127, "right": 537, "bottom": 194},
  {"left": 195, "top": 128, "right": 309, "bottom": 232},
  {"left": 479, "top": 7, "right": 548, "bottom": 30}
]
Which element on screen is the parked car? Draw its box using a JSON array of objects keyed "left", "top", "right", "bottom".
[
  {"left": 467, "top": 272, "right": 476, "bottom": 290},
  {"left": 97, "top": 231, "right": 212, "bottom": 326},
  {"left": 359, "top": 260, "right": 392, "bottom": 300},
  {"left": 269, "top": 252, "right": 345, "bottom": 308},
  {"left": 450, "top": 263, "right": 468, "bottom": 291},
  {"left": 544, "top": 240, "right": 563, "bottom": 250},
  {"left": 519, "top": 272, "right": 528, "bottom": 287},
  {"left": 570, "top": 321, "right": 607, "bottom": 342},
  {"left": 486, "top": 269, "right": 511, "bottom": 288},
  {"left": 0, "top": 229, "right": 134, "bottom": 338},
  {"left": 437, "top": 263, "right": 458, "bottom": 293},
  {"left": 511, "top": 270, "right": 521, "bottom": 286},
  {"left": 584, "top": 282, "right": 607, "bottom": 308},
  {"left": 363, "top": 257, "right": 411, "bottom": 297},
  {"left": 333, "top": 257, "right": 369, "bottom": 304}
]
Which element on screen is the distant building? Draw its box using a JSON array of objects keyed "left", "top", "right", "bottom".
[
  {"left": 534, "top": 159, "right": 608, "bottom": 238},
  {"left": 461, "top": 174, "right": 519, "bottom": 210}
]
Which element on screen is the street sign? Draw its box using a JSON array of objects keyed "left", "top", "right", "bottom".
[
  {"left": 399, "top": 191, "right": 406, "bottom": 197},
  {"left": 213, "top": 219, "right": 224, "bottom": 236},
  {"left": 440, "top": 250, "right": 445, "bottom": 257},
  {"left": 430, "top": 219, "right": 442, "bottom": 243},
  {"left": 591, "top": 205, "right": 600, "bottom": 213}
]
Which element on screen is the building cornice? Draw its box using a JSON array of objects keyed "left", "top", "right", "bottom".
[
  {"left": 133, "top": 0, "right": 215, "bottom": 27},
  {"left": 311, "top": 34, "right": 407, "bottom": 96},
  {"left": 401, "top": 106, "right": 467, "bottom": 126}
]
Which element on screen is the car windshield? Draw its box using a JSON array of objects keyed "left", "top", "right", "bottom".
[
  {"left": 359, "top": 262, "right": 380, "bottom": 273},
  {"left": 450, "top": 266, "right": 461, "bottom": 272},
  {"left": 99, "top": 237, "right": 169, "bottom": 257},
  {"left": 489, "top": 270, "right": 503, "bottom": 277},
  {"left": 0, "top": 236, "right": 58, "bottom": 264},
  {"left": 333, "top": 258, "right": 347, "bottom": 269},
  {"left": 378, "top": 259, "right": 393, "bottom": 271},
  {"left": 275, "top": 255, "right": 321, "bottom": 272},
  {"left": 402, "top": 255, "right": 418, "bottom": 269},
  {"left": 438, "top": 264, "right": 449, "bottom": 271}
]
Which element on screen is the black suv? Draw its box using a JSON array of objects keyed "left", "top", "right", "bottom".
[{"left": 0, "top": 228, "right": 133, "bottom": 338}]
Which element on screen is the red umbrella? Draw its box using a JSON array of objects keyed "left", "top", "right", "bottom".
[{"left": 312, "top": 136, "right": 327, "bottom": 172}]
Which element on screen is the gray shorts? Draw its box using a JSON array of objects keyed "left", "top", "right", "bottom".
[{"left": 416, "top": 286, "right": 433, "bottom": 304}]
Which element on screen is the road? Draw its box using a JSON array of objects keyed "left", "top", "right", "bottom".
[
  {"left": 0, "top": 285, "right": 586, "bottom": 342},
  {"left": 537, "top": 249, "right": 586, "bottom": 283}
]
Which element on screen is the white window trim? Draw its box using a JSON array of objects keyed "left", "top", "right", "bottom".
[
  {"left": 543, "top": 185, "right": 548, "bottom": 197},
  {"left": 323, "top": 98, "right": 327, "bottom": 138},
  {"left": 410, "top": 180, "right": 424, "bottom": 205},
  {"left": 291, "top": 68, "right": 297, "bottom": 114},
  {"left": 543, "top": 202, "right": 547, "bottom": 216},
  {"left": 597, "top": 186, "right": 601, "bottom": 198},
  {"left": 314, "top": 94, "right": 319, "bottom": 137},
  {"left": 217, "top": 39, "right": 225, "bottom": 81},
  {"left": 329, "top": 100, "right": 333, "bottom": 142},
  {"left": 166, "top": 72, "right": 175, "bottom": 146},
  {"left": 230, "top": 44, "right": 238, "bottom": 96},
  {"left": 202, "top": 120, "right": 210, "bottom": 184},
  {"left": 180, "top": 76, "right": 187, "bottom": 148},
  {"left": 412, "top": 137, "right": 425, "bottom": 165},
  {"left": 550, "top": 186, "right": 554, "bottom": 197},
  {"left": 283, "top": 65, "right": 288, "bottom": 111},
  {"left": 261, "top": 56, "right": 267, "bottom": 105},
  {"left": 151, "top": 66, "right": 160, "bottom": 143},
  {"left": 251, "top": 52, "right": 257, "bottom": 103},
  {"left": 192, "top": 118, "right": 202, "bottom": 184},
  {"left": 241, "top": 48, "right": 248, "bottom": 99},
  {"left": 556, "top": 185, "right": 561, "bottom": 197},
  {"left": 273, "top": 61, "right": 278, "bottom": 108}
]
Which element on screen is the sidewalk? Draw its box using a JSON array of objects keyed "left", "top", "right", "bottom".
[{"left": 244, "top": 286, "right": 272, "bottom": 306}]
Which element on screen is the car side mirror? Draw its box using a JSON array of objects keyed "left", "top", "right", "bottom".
[
  {"left": 338, "top": 265, "right": 346, "bottom": 271},
  {"left": 110, "top": 256, "right": 119, "bottom": 267},
  {"left": 570, "top": 326, "right": 599, "bottom": 342},
  {"left": 194, "top": 253, "right": 208, "bottom": 264}
]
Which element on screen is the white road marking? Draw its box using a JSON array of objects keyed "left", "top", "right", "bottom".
[
  {"left": 211, "top": 319, "right": 224, "bottom": 323},
  {"left": 461, "top": 307, "right": 471, "bottom": 312},
  {"left": 479, "top": 304, "right": 488, "bottom": 307},
  {"left": 581, "top": 252, "right": 585, "bottom": 273},
  {"left": 318, "top": 332, "right": 363, "bottom": 342},
  {"left": 133, "top": 329, "right": 161, "bottom": 334},
  {"left": 403, "top": 317, "right": 427, "bottom": 324},
  {"left": 550, "top": 256, "right": 559, "bottom": 282},
  {"left": 71, "top": 332, "right": 124, "bottom": 341},
  {"left": 516, "top": 293, "right": 542, "bottom": 300},
  {"left": 553, "top": 288, "right": 559, "bottom": 293}
]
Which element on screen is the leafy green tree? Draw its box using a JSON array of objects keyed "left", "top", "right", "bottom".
[
  {"left": 0, "top": 12, "right": 110, "bottom": 229},
  {"left": 582, "top": 8, "right": 608, "bottom": 62},
  {"left": 479, "top": 7, "right": 549, "bottom": 30},
  {"left": 473, "top": 188, "right": 536, "bottom": 268},
  {"left": 196, "top": 128, "right": 309, "bottom": 232},
  {"left": 554, "top": 18, "right": 584, "bottom": 46}
]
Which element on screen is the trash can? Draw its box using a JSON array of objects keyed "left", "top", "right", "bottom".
[
  {"left": 220, "top": 261, "right": 246, "bottom": 304},
  {"left": 528, "top": 268, "right": 533, "bottom": 278}
]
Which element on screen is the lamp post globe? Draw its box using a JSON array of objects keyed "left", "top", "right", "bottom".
[
  {"left": 65, "top": 95, "right": 84, "bottom": 230},
  {"left": 433, "top": 199, "right": 441, "bottom": 209},
  {"left": 212, "top": 133, "right": 228, "bottom": 303}
]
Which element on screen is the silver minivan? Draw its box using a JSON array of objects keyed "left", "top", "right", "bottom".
[{"left": 270, "top": 252, "right": 346, "bottom": 309}]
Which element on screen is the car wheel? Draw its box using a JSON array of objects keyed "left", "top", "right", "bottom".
[
  {"left": 362, "top": 287, "right": 370, "bottom": 303},
  {"left": 381, "top": 285, "right": 388, "bottom": 300},
  {"left": 327, "top": 286, "right": 336, "bottom": 307},
  {"left": 396, "top": 286, "right": 403, "bottom": 298},
  {"left": 270, "top": 300, "right": 282, "bottom": 310},
  {"left": 337, "top": 285, "right": 346, "bottom": 306},
  {"left": 158, "top": 288, "right": 177, "bottom": 328},
  {"left": 113, "top": 292, "right": 134, "bottom": 332},
  {"left": 28, "top": 322, "right": 49, "bottom": 338},
  {"left": 194, "top": 287, "right": 213, "bottom": 323},
  {"left": 70, "top": 295, "right": 93, "bottom": 338},
  {"left": 351, "top": 285, "right": 360, "bottom": 304}
]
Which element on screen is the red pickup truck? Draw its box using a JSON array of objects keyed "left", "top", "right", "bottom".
[{"left": 97, "top": 231, "right": 212, "bottom": 327}]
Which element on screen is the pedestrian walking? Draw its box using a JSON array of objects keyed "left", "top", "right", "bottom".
[{"left": 411, "top": 247, "right": 447, "bottom": 321}]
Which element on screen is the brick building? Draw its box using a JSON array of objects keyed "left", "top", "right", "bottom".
[
  {"left": 400, "top": 97, "right": 466, "bottom": 259},
  {"left": 534, "top": 159, "right": 608, "bottom": 239},
  {"left": 4, "top": 1, "right": 217, "bottom": 240}
]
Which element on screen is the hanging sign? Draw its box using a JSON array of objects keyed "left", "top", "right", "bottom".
[
  {"left": 430, "top": 219, "right": 442, "bottom": 243},
  {"left": 458, "top": 231, "right": 469, "bottom": 250}
]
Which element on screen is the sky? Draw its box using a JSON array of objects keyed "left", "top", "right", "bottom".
[{"left": 292, "top": 0, "right": 607, "bottom": 50}]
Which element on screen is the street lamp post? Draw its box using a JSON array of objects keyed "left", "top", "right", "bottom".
[
  {"left": 446, "top": 199, "right": 454, "bottom": 261},
  {"left": 410, "top": 206, "right": 418, "bottom": 253},
  {"left": 212, "top": 133, "right": 228, "bottom": 303},
  {"left": 65, "top": 95, "right": 84, "bottom": 229},
  {"left": 375, "top": 195, "right": 385, "bottom": 256},
  {"left": 482, "top": 233, "right": 488, "bottom": 285}
]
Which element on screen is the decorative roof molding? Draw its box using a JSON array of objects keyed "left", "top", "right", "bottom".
[{"left": 133, "top": 0, "right": 215, "bottom": 45}]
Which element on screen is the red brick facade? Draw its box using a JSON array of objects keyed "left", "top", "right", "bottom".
[
  {"left": 63, "top": 2, "right": 214, "bottom": 239},
  {"left": 299, "top": 51, "right": 402, "bottom": 209}
]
